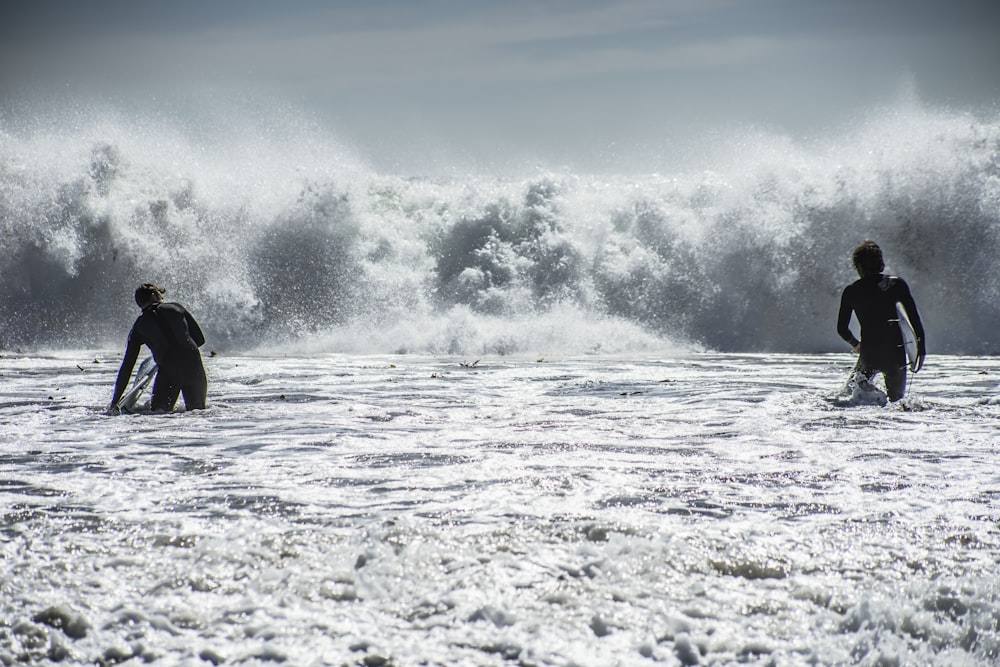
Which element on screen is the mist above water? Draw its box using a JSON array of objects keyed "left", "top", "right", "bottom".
[{"left": 2, "top": 97, "right": 998, "bottom": 355}]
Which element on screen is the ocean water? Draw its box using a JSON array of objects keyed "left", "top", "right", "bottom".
[
  {"left": 2, "top": 98, "right": 1000, "bottom": 665},
  {"left": 2, "top": 98, "right": 999, "bottom": 356},
  {"left": 2, "top": 352, "right": 999, "bottom": 666}
]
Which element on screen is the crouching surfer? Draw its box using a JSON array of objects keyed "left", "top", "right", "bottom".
[
  {"left": 109, "top": 283, "right": 208, "bottom": 413},
  {"left": 837, "top": 241, "right": 925, "bottom": 402}
]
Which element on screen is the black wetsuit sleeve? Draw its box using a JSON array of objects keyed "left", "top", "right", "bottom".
[
  {"left": 836, "top": 288, "right": 860, "bottom": 348},
  {"left": 110, "top": 331, "right": 142, "bottom": 406},
  {"left": 185, "top": 309, "right": 206, "bottom": 348}
]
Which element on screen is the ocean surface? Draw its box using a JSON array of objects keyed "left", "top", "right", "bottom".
[
  {"left": 2, "top": 98, "right": 1000, "bottom": 665},
  {"left": 2, "top": 98, "right": 1000, "bottom": 356},
  {"left": 2, "top": 351, "right": 999, "bottom": 666}
]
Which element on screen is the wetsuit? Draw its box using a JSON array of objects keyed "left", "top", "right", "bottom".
[
  {"left": 837, "top": 274, "right": 925, "bottom": 401},
  {"left": 111, "top": 302, "right": 207, "bottom": 411}
]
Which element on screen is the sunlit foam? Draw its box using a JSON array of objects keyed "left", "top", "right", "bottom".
[{"left": 2, "top": 96, "right": 999, "bottom": 354}]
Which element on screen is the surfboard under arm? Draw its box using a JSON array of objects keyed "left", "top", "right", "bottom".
[
  {"left": 113, "top": 356, "right": 157, "bottom": 414},
  {"left": 894, "top": 302, "right": 921, "bottom": 373}
]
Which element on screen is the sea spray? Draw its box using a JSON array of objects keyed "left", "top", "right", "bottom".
[{"left": 2, "top": 100, "right": 999, "bottom": 354}]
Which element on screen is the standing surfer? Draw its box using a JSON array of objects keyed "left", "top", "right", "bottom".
[
  {"left": 837, "top": 241, "right": 925, "bottom": 402},
  {"left": 109, "top": 283, "right": 208, "bottom": 412}
]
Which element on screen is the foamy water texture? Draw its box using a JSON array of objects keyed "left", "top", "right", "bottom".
[
  {"left": 2, "top": 99, "right": 1000, "bottom": 355},
  {"left": 2, "top": 99, "right": 1000, "bottom": 665},
  {"left": 1, "top": 353, "right": 999, "bottom": 665}
]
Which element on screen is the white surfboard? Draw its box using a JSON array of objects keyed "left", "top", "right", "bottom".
[
  {"left": 114, "top": 356, "right": 157, "bottom": 413},
  {"left": 895, "top": 302, "right": 921, "bottom": 373}
]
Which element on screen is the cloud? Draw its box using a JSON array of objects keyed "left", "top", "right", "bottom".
[{"left": 2, "top": 0, "right": 794, "bottom": 90}]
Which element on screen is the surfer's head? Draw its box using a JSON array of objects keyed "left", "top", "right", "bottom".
[
  {"left": 851, "top": 241, "right": 884, "bottom": 278},
  {"left": 135, "top": 283, "right": 166, "bottom": 309}
]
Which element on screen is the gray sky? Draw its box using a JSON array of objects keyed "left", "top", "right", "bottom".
[{"left": 2, "top": 0, "right": 999, "bottom": 173}]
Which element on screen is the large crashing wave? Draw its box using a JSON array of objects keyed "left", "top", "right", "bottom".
[{"left": 2, "top": 101, "right": 999, "bottom": 355}]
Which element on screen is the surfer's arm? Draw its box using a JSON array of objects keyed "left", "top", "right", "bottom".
[
  {"left": 836, "top": 291, "right": 860, "bottom": 349},
  {"left": 109, "top": 336, "right": 142, "bottom": 407},
  {"left": 185, "top": 310, "right": 206, "bottom": 348}
]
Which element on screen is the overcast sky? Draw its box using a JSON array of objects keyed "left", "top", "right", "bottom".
[{"left": 2, "top": 0, "right": 998, "bottom": 173}]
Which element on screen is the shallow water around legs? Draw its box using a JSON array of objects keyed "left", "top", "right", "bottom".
[{"left": 2, "top": 353, "right": 999, "bottom": 665}]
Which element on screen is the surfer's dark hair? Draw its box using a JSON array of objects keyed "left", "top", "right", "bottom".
[
  {"left": 135, "top": 283, "right": 166, "bottom": 307},
  {"left": 852, "top": 241, "right": 884, "bottom": 278}
]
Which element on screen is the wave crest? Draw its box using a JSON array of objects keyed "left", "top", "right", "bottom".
[{"left": 2, "top": 101, "right": 999, "bottom": 354}]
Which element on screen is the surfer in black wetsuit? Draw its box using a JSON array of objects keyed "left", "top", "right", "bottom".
[
  {"left": 837, "top": 241, "right": 925, "bottom": 402},
  {"left": 109, "top": 283, "right": 208, "bottom": 412}
]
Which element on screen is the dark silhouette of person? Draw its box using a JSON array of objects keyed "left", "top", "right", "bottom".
[
  {"left": 109, "top": 283, "right": 207, "bottom": 412},
  {"left": 837, "top": 241, "right": 925, "bottom": 401}
]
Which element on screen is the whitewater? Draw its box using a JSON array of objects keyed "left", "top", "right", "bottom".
[{"left": 2, "top": 99, "right": 1000, "bottom": 665}]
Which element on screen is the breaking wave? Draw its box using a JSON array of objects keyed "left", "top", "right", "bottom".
[{"left": 2, "top": 99, "right": 999, "bottom": 355}]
